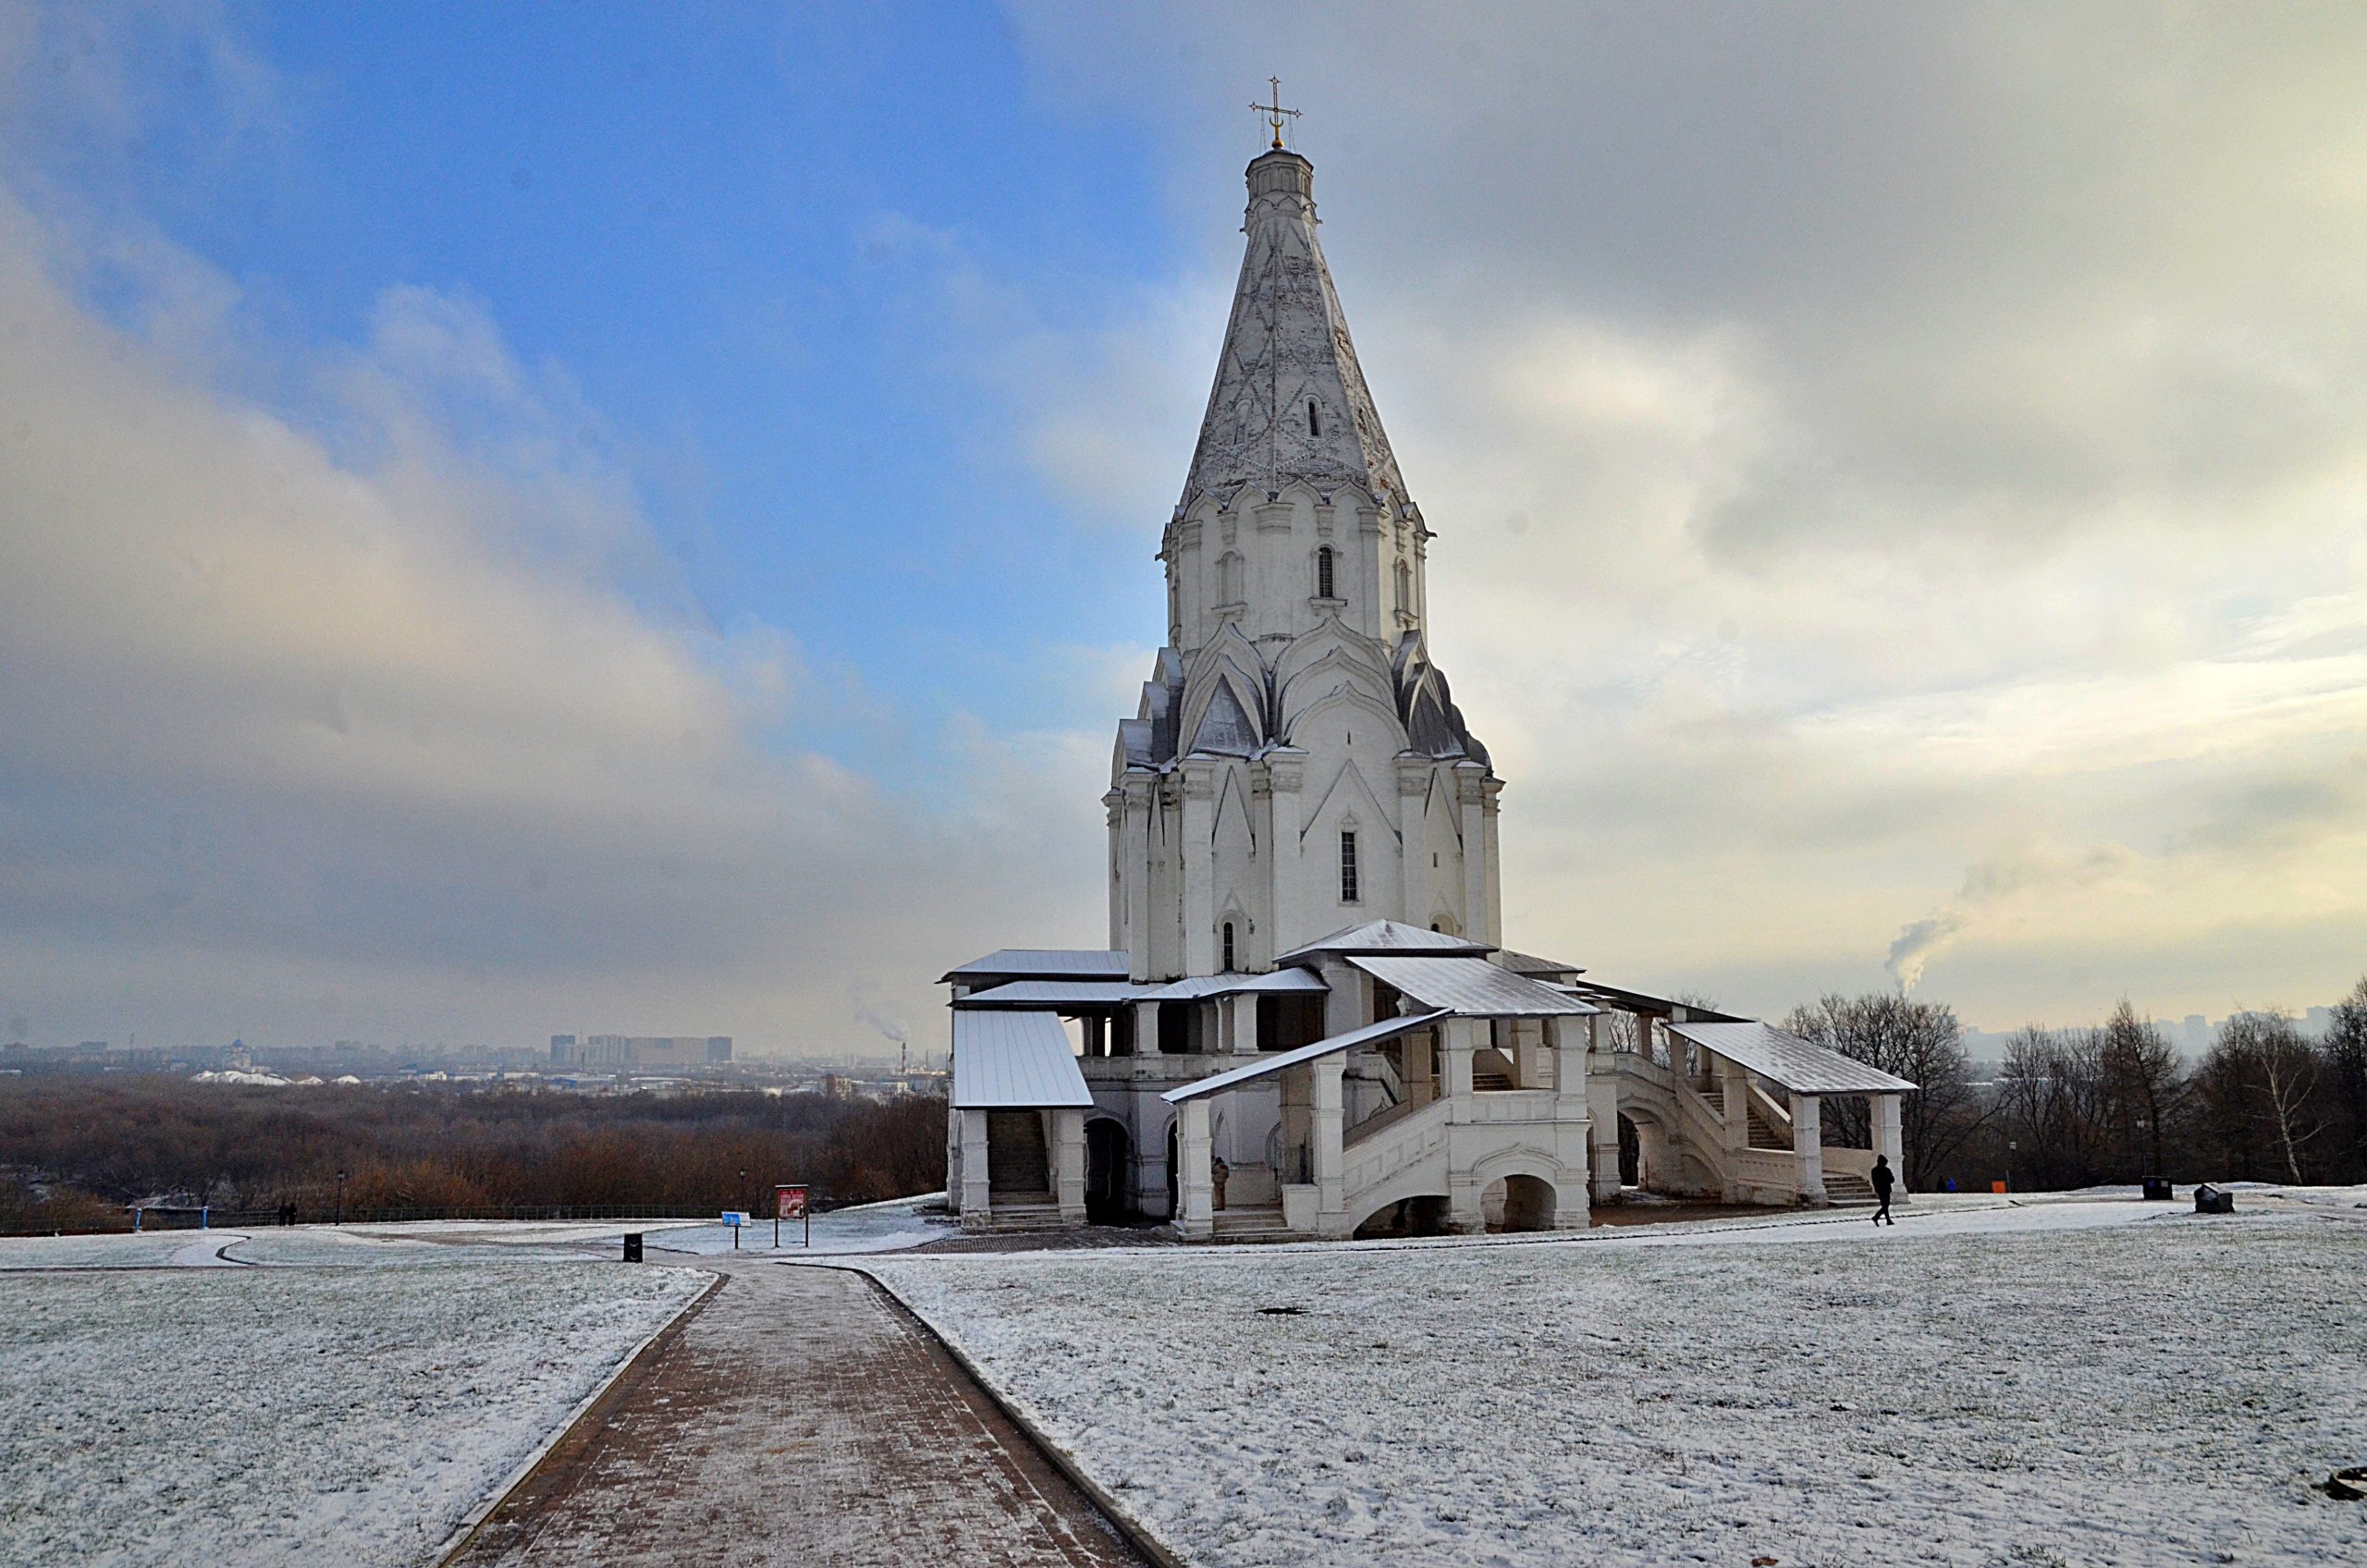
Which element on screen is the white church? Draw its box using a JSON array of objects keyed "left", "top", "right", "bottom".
[{"left": 942, "top": 133, "right": 1912, "bottom": 1240}]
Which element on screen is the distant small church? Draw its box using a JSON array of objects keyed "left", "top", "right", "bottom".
[{"left": 942, "top": 117, "right": 1913, "bottom": 1240}]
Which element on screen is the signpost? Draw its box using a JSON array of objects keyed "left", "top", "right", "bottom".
[
  {"left": 776, "top": 1183, "right": 809, "bottom": 1249},
  {"left": 720, "top": 1209, "right": 749, "bottom": 1251}
]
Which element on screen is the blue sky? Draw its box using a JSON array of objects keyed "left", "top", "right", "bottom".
[
  {"left": 20, "top": 4, "right": 1179, "bottom": 774},
  {"left": 3, "top": 3, "right": 2364, "bottom": 1056}
]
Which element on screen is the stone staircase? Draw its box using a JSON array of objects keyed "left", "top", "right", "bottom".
[
  {"left": 1210, "top": 1206, "right": 1295, "bottom": 1243},
  {"left": 1822, "top": 1171, "right": 1876, "bottom": 1206},
  {"left": 1747, "top": 1107, "right": 1783, "bottom": 1149},
  {"left": 986, "top": 1110, "right": 1050, "bottom": 1201}
]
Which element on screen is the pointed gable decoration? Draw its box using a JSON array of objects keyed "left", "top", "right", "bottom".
[
  {"left": 1182, "top": 151, "right": 1408, "bottom": 514},
  {"left": 1188, "top": 678, "right": 1259, "bottom": 757}
]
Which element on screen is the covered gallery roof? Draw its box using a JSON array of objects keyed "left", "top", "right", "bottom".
[
  {"left": 1669, "top": 1021, "right": 1918, "bottom": 1096},
  {"left": 1162, "top": 1010, "right": 1452, "bottom": 1105},
  {"left": 953, "top": 979, "right": 1154, "bottom": 1011},
  {"left": 939, "top": 948, "right": 1131, "bottom": 986},
  {"left": 1276, "top": 919, "right": 1494, "bottom": 965},
  {"left": 950, "top": 1011, "right": 1093, "bottom": 1109},
  {"left": 1141, "top": 969, "right": 1331, "bottom": 1002},
  {"left": 1561, "top": 980, "right": 1748, "bottom": 1023},
  {"left": 1349, "top": 955, "right": 1600, "bottom": 1018},
  {"left": 1493, "top": 948, "right": 1585, "bottom": 980}
]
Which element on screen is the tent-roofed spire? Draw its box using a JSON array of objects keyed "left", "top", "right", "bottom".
[{"left": 1179, "top": 149, "right": 1407, "bottom": 513}]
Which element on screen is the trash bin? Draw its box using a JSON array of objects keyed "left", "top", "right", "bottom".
[
  {"left": 2141, "top": 1177, "right": 2172, "bottom": 1201},
  {"left": 2193, "top": 1184, "right": 2234, "bottom": 1215},
  {"left": 622, "top": 1232, "right": 644, "bottom": 1263}
]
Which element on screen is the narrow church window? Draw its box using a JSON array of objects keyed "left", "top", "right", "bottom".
[
  {"left": 1395, "top": 558, "right": 1413, "bottom": 614},
  {"left": 1307, "top": 399, "right": 1320, "bottom": 436},
  {"left": 1316, "top": 545, "right": 1335, "bottom": 600},
  {"left": 1340, "top": 830, "right": 1360, "bottom": 903},
  {"left": 1222, "top": 921, "right": 1236, "bottom": 971}
]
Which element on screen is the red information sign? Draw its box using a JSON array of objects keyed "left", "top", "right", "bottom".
[{"left": 775, "top": 1182, "right": 810, "bottom": 1248}]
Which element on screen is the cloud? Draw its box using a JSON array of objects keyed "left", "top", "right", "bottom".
[
  {"left": 994, "top": 0, "right": 2367, "bottom": 1022},
  {"left": 0, "top": 163, "right": 1102, "bottom": 1053}
]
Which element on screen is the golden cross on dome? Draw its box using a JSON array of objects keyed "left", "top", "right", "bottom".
[{"left": 1250, "top": 77, "right": 1300, "bottom": 150}]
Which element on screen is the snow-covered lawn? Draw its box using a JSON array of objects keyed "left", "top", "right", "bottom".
[
  {"left": 868, "top": 1207, "right": 2367, "bottom": 1567},
  {"left": 651, "top": 1192, "right": 954, "bottom": 1256},
  {"left": 0, "top": 1258, "right": 705, "bottom": 1566}
]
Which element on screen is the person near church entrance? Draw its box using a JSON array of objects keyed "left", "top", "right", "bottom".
[{"left": 1870, "top": 1154, "right": 1896, "bottom": 1225}]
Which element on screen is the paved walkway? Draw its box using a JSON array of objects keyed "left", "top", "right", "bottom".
[{"left": 450, "top": 1260, "right": 1150, "bottom": 1568}]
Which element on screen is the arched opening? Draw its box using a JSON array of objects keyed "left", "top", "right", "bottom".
[
  {"left": 1085, "top": 1119, "right": 1131, "bottom": 1222},
  {"left": 1307, "top": 398, "right": 1321, "bottom": 437},
  {"left": 1481, "top": 1173, "right": 1557, "bottom": 1232},
  {"left": 1316, "top": 545, "right": 1336, "bottom": 600},
  {"left": 1617, "top": 1112, "right": 1641, "bottom": 1187},
  {"left": 1217, "top": 550, "right": 1245, "bottom": 606},
  {"left": 1394, "top": 557, "right": 1413, "bottom": 616},
  {"left": 1353, "top": 1194, "right": 1452, "bottom": 1239}
]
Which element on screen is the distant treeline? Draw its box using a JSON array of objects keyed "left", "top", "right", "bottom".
[
  {"left": 0, "top": 1079, "right": 946, "bottom": 1232},
  {"left": 1786, "top": 977, "right": 2367, "bottom": 1192}
]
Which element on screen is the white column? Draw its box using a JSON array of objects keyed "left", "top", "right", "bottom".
[
  {"left": 1177, "top": 1097, "right": 1214, "bottom": 1239},
  {"left": 1442, "top": 1016, "right": 1484, "bottom": 1233},
  {"left": 1181, "top": 765, "right": 1218, "bottom": 977},
  {"left": 1312, "top": 1055, "right": 1347, "bottom": 1236},
  {"left": 1792, "top": 1092, "right": 1826, "bottom": 1207},
  {"left": 1265, "top": 753, "right": 1305, "bottom": 954},
  {"left": 1322, "top": 958, "right": 1369, "bottom": 1036},
  {"left": 960, "top": 1109, "right": 991, "bottom": 1222},
  {"left": 1105, "top": 790, "right": 1125, "bottom": 952},
  {"left": 1872, "top": 1094, "right": 1905, "bottom": 1197},
  {"left": 1054, "top": 1109, "right": 1085, "bottom": 1221},
  {"left": 1122, "top": 779, "right": 1154, "bottom": 981},
  {"left": 1397, "top": 761, "right": 1429, "bottom": 925},
  {"left": 1228, "top": 992, "right": 1259, "bottom": 1055},
  {"left": 1441, "top": 1016, "right": 1478, "bottom": 1103},
  {"left": 1455, "top": 766, "right": 1488, "bottom": 940},
  {"left": 1717, "top": 1060, "right": 1750, "bottom": 1202},
  {"left": 1552, "top": 1016, "right": 1588, "bottom": 1116}
]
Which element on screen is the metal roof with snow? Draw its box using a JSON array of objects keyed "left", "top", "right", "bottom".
[
  {"left": 953, "top": 979, "right": 1157, "bottom": 1011},
  {"left": 1493, "top": 948, "right": 1585, "bottom": 979},
  {"left": 1564, "top": 980, "right": 1747, "bottom": 1023},
  {"left": 1162, "top": 1011, "right": 1452, "bottom": 1104},
  {"left": 939, "top": 949, "right": 1131, "bottom": 985},
  {"left": 1275, "top": 919, "right": 1494, "bottom": 965},
  {"left": 1668, "top": 1021, "right": 1918, "bottom": 1096},
  {"left": 1141, "top": 970, "right": 1332, "bottom": 1003},
  {"left": 1348, "top": 955, "right": 1601, "bottom": 1018},
  {"left": 950, "top": 1011, "right": 1094, "bottom": 1109}
]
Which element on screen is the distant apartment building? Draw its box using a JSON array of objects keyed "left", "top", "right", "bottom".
[{"left": 548, "top": 1034, "right": 731, "bottom": 1069}]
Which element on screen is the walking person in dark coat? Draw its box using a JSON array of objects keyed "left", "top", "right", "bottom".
[{"left": 1870, "top": 1154, "right": 1896, "bottom": 1225}]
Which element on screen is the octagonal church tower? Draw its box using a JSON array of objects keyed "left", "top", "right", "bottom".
[{"left": 1107, "top": 147, "right": 1502, "bottom": 983}]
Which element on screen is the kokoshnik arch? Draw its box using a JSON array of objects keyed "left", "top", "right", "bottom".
[{"left": 939, "top": 137, "right": 1915, "bottom": 1241}]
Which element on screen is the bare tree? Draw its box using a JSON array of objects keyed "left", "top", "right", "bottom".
[
  {"left": 2326, "top": 975, "right": 2367, "bottom": 1182},
  {"left": 2098, "top": 999, "right": 2184, "bottom": 1180},
  {"left": 1784, "top": 993, "right": 1985, "bottom": 1188},
  {"left": 2197, "top": 1012, "right": 2331, "bottom": 1184}
]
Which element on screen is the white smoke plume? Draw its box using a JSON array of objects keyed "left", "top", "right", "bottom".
[
  {"left": 1884, "top": 846, "right": 2134, "bottom": 995},
  {"left": 1884, "top": 913, "right": 1966, "bottom": 995}
]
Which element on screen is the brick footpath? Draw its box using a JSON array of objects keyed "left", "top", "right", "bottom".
[{"left": 449, "top": 1260, "right": 1151, "bottom": 1568}]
